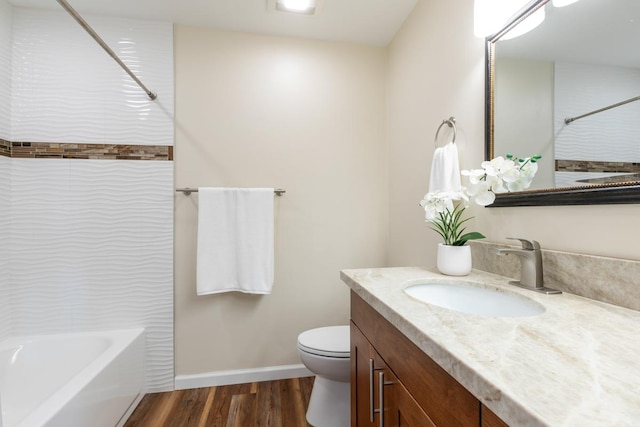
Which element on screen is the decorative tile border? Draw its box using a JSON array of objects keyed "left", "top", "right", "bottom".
[
  {"left": 556, "top": 159, "right": 640, "bottom": 173},
  {"left": 574, "top": 173, "right": 640, "bottom": 185},
  {"left": 0, "top": 138, "right": 10, "bottom": 157},
  {"left": 0, "top": 140, "right": 172, "bottom": 160}
]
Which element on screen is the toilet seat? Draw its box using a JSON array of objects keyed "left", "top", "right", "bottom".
[{"left": 297, "top": 325, "right": 350, "bottom": 358}]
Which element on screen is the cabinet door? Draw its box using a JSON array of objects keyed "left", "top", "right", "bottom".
[
  {"left": 371, "top": 353, "right": 395, "bottom": 427},
  {"left": 352, "top": 322, "right": 436, "bottom": 427},
  {"left": 352, "top": 292, "right": 480, "bottom": 427},
  {"left": 351, "top": 321, "right": 395, "bottom": 427},
  {"left": 351, "top": 321, "right": 378, "bottom": 427},
  {"left": 481, "top": 404, "right": 509, "bottom": 427},
  {"left": 392, "top": 379, "right": 437, "bottom": 427}
]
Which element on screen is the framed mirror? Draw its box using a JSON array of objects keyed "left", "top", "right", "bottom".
[{"left": 485, "top": 0, "right": 640, "bottom": 206}]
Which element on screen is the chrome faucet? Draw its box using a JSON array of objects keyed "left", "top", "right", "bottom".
[{"left": 496, "top": 238, "right": 561, "bottom": 294}]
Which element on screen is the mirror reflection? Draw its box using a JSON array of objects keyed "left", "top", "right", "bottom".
[{"left": 489, "top": 0, "right": 640, "bottom": 202}]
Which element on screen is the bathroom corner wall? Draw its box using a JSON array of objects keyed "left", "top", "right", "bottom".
[
  {"left": 386, "top": 0, "right": 486, "bottom": 267},
  {"left": 387, "top": 0, "right": 640, "bottom": 272},
  {"left": 173, "top": 26, "right": 388, "bottom": 376},
  {"left": 3, "top": 8, "right": 174, "bottom": 392}
]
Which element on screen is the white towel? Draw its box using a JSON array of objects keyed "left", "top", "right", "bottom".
[
  {"left": 429, "top": 141, "right": 461, "bottom": 194},
  {"left": 196, "top": 188, "right": 275, "bottom": 295},
  {"left": 425, "top": 141, "right": 461, "bottom": 219}
]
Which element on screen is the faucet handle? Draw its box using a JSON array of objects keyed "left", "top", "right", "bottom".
[{"left": 506, "top": 238, "right": 540, "bottom": 250}]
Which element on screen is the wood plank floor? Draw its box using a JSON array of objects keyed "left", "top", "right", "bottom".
[{"left": 124, "top": 377, "right": 315, "bottom": 427}]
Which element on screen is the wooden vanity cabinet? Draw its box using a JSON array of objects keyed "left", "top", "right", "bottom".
[
  {"left": 351, "top": 320, "right": 436, "bottom": 427},
  {"left": 351, "top": 291, "right": 494, "bottom": 427},
  {"left": 481, "top": 405, "right": 509, "bottom": 427}
]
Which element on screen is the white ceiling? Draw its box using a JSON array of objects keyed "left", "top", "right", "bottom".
[{"left": 7, "top": 0, "right": 418, "bottom": 46}]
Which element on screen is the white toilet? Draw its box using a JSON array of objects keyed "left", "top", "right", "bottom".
[{"left": 297, "top": 325, "right": 351, "bottom": 427}]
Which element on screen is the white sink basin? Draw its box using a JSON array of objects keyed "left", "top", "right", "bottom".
[{"left": 404, "top": 280, "right": 545, "bottom": 318}]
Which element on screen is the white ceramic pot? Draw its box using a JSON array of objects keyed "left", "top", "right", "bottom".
[{"left": 436, "top": 243, "right": 472, "bottom": 276}]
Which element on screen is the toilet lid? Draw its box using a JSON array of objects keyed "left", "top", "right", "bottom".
[{"left": 297, "top": 325, "right": 350, "bottom": 358}]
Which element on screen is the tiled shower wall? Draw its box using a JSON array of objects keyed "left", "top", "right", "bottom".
[
  {"left": 0, "top": 0, "right": 9, "bottom": 143},
  {"left": 11, "top": 8, "right": 174, "bottom": 145},
  {"left": 0, "top": 0, "right": 13, "bottom": 342},
  {"left": 2, "top": 5, "right": 174, "bottom": 392},
  {"left": 555, "top": 62, "right": 640, "bottom": 163},
  {"left": 0, "top": 156, "right": 10, "bottom": 342}
]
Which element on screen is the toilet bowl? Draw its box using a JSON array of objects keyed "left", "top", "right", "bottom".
[{"left": 297, "top": 325, "right": 350, "bottom": 427}]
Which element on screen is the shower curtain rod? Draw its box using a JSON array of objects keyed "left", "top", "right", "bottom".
[
  {"left": 564, "top": 94, "right": 640, "bottom": 125},
  {"left": 55, "top": 0, "right": 157, "bottom": 101}
]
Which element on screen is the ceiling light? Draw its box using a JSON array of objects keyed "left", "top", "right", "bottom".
[
  {"left": 276, "top": 0, "right": 316, "bottom": 15},
  {"left": 474, "top": 0, "right": 530, "bottom": 38}
]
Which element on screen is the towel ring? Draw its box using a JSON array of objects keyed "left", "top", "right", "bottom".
[{"left": 434, "top": 116, "right": 456, "bottom": 147}]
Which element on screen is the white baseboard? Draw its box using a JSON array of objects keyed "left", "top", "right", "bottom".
[{"left": 174, "top": 364, "right": 314, "bottom": 390}]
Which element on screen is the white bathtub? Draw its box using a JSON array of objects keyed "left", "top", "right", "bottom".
[{"left": 0, "top": 329, "right": 145, "bottom": 427}]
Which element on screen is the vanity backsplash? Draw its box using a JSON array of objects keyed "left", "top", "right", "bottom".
[{"left": 470, "top": 241, "right": 640, "bottom": 312}]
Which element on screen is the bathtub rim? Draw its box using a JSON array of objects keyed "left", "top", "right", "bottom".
[{"left": 1, "top": 328, "right": 145, "bottom": 427}]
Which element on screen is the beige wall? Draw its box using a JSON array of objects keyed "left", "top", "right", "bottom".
[
  {"left": 387, "top": 0, "right": 640, "bottom": 266},
  {"left": 175, "top": 0, "right": 640, "bottom": 378},
  {"left": 174, "top": 26, "right": 388, "bottom": 375},
  {"left": 387, "top": 0, "right": 486, "bottom": 267}
]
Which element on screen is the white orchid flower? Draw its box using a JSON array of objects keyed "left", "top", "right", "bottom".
[
  {"left": 474, "top": 189, "right": 496, "bottom": 206},
  {"left": 420, "top": 192, "right": 450, "bottom": 220},
  {"left": 461, "top": 168, "right": 485, "bottom": 184},
  {"left": 419, "top": 191, "right": 466, "bottom": 221},
  {"left": 425, "top": 154, "right": 541, "bottom": 244},
  {"left": 463, "top": 180, "right": 495, "bottom": 206},
  {"left": 520, "top": 159, "right": 539, "bottom": 179},
  {"left": 490, "top": 176, "right": 508, "bottom": 194},
  {"left": 506, "top": 159, "right": 538, "bottom": 191},
  {"left": 487, "top": 156, "right": 520, "bottom": 183},
  {"left": 459, "top": 154, "right": 541, "bottom": 207}
]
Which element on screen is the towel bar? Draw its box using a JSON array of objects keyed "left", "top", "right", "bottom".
[{"left": 176, "top": 188, "right": 286, "bottom": 196}]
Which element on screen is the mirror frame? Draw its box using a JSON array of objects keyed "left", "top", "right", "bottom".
[{"left": 485, "top": 0, "right": 640, "bottom": 207}]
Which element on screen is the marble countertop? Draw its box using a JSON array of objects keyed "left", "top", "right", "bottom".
[{"left": 341, "top": 267, "right": 640, "bottom": 427}]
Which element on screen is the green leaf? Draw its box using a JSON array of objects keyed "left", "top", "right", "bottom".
[
  {"left": 427, "top": 204, "right": 486, "bottom": 246},
  {"left": 451, "top": 232, "right": 486, "bottom": 246},
  {"left": 460, "top": 232, "right": 485, "bottom": 241}
]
